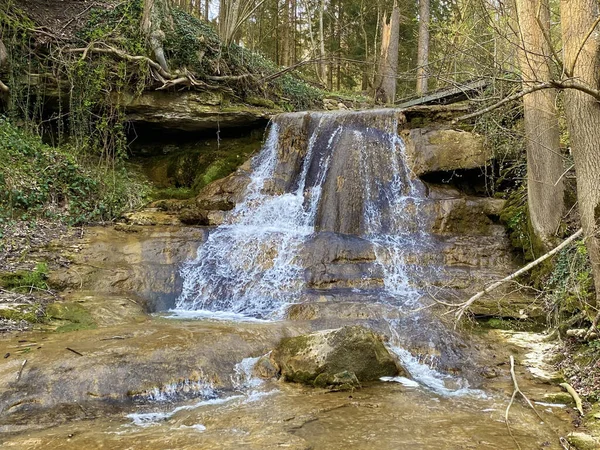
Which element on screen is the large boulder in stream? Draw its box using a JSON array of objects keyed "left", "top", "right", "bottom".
[{"left": 271, "top": 326, "right": 403, "bottom": 389}]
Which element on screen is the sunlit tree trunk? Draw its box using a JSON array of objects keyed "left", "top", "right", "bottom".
[
  {"left": 141, "top": 0, "right": 172, "bottom": 72},
  {"left": 560, "top": 0, "right": 600, "bottom": 307},
  {"left": 515, "top": 0, "right": 564, "bottom": 248},
  {"left": 318, "top": 0, "right": 326, "bottom": 82},
  {"left": 416, "top": 0, "right": 430, "bottom": 95}
]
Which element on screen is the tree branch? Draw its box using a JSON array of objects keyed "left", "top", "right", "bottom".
[
  {"left": 567, "top": 15, "right": 600, "bottom": 77},
  {"left": 453, "top": 80, "right": 600, "bottom": 123},
  {"left": 454, "top": 228, "right": 584, "bottom": 323}
]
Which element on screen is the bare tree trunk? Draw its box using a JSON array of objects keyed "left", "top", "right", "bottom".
[
  {"left": 318, "top": 0, "right": 326, "bottom": 82},
  {"left": 515, "top": 0, "right": 564, "bottom": 248},
  {"left": 560, "top": 0, "right": 600, "bottom": 307},
  {"left": 416, "top": 0, "right": 430, "bottom": 95},
  {"left": 205, "top": 0, "right": 210, "bottom": 20},
  {"left": 281, "top": 0, "right": 290, "bottom": 66},
  {"left": 375, "top": 5, "right": 400, "bottom": 104}
]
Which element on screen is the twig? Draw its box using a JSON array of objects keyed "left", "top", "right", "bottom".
[
  {"left": 66, "top": 347, "right": 84, "bottom": 357},
  {"left": 567, "top": 15, "right": 600, "bottom": 77},
  {"left": 559, "top": 382, "right": 584, "bottom": 416},
  {"left": 455, "top": 229, "right": 583, "bottom": 323},
  {"left": 505, "top": 356, "right": 544, "bottom": 450},
  {"left": 16, "top": 359, "right": 27, "bottom": 381}
]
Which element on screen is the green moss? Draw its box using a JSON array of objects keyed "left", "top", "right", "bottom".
[
  {"left": 0, "top": 304, "right": 43, "bottom": 323},
  {"left": 246, "top": 96, "right": 277, "bottom": 109},
  {"left": 149, "top": 187, "right": 196, "bottom": 201},
  {"left": 45, "top": 302, "right": 96, "bottom": 332},
  {"left": 0, "top": 263, "right": 49, "bottom": 293},
  {"left": 477, "top": 317, "right": 542, "bottom": 332}
]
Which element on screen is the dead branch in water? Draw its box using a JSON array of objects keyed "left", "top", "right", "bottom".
[
  {"left": 454, "top": 229, "right": 584, "bottom": 323},
  {"left": 505, "top": 355, "right": 544, "bottom": 450},
  {"left": 16, "top": 359, "right": 27, "bottom": 381}
]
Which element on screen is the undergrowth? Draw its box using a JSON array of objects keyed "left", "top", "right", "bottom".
[{"left": 0, "top": 117, "right": 150, "bottom": 224}]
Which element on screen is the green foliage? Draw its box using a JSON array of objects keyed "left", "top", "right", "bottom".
[
  {"left": 164, "top": 9, "right": 221, "bottom": 72},
  {"left": 0, "top": 117, "right": 150, "bottom": 224},
  {"left": 79, "top": 0, "right": 146, "bottom": 55},
  {"left": 499, "top": 186, "right": 536, "bottom": 260},
  {"left": 150, "top": 187, "right": 196, "bottom": 201},
  {"left": 0, "top": 263, "right": 49, "bottom": 293},
  {"left": 546, "top": 239, "right": 594, "bottom": 318}
]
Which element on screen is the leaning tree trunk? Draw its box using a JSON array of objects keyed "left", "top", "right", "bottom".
[
  {"left": 560, "top": 0, "right": 600, "bottom": 308},
  {"left": 374, "top": 5, "right": 400, "bottom": 104},
  {"left": 515, "top": 0, "right": 564, "bottom": 249},
  {"left": 141, "top": 0, "right": 172, "bottom": 72},
  {"left": 416, "top": 0, "right": 430, "bottom": 95}
]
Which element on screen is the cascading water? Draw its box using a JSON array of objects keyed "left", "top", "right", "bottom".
[{"left": 176, "top": 109, "right": 427, "bottom": 317}]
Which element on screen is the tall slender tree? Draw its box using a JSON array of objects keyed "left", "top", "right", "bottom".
[
  {"left": 515, "top": 0, "right": 564, "bottom": 248},
  {"left": 416, "top": 0, "right": 429, "bottom": 94},
  {"left": 560, "top": 0, "right": 600, "bottom": 308}
]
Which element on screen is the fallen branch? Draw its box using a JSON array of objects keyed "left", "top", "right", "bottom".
[
  {"left": 559, "top": 382, "right": 584, "bottom": 416},
  {"left": 16, "top": 359, "right": 27, "bottom": 381},
  {"left": 506, "top": 355, "right": 543, "bottom": 450},
  {"left": 455, "top": 228, "right": 584, "bottom": 323},
  {"left": 66, "top": 347, "right": 84, "bottom": 357}
]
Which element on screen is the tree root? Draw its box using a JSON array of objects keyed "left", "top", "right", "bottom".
[{"left": 67, "top": 43, "right": 234, "bottom": 92}]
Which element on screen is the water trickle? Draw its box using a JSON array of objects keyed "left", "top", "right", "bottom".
[{"left": 176, "top": 110, "right": 428, "bottom": 317}]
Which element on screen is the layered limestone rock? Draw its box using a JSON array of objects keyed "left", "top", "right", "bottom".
[
  {"left": 402, "top": 128, "right": 490, "bottom": 177},
  {"left": 271, "top": 326, "right": 402, "bottom": 388},
  {"left": 48, "top": 226, "right": 207, "bottom": 311},
  {"left": 120, "top": 91, "right": 274, "bottom": 132}
]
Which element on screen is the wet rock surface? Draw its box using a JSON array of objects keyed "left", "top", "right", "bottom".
[
  {"left": 271, "top": 326, "right": 402, "bottom": 388},
  {"left": 48, "top": 226, "right": 208, "bottom": 312}
]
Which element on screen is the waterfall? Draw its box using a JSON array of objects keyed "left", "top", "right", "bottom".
[{"left": 176, "top": 110, "right": 430, "bottom": 318}]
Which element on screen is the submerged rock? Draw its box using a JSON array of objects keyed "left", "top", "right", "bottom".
[{"left": 271, "top": 326, "right": 403, "bottom": 389}]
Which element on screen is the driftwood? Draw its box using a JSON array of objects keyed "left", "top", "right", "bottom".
[
  {"left": 16, "top": 359, "right": 27, "bottom": 381},
  {"left": 455, "top": 228, "right": 584, "bottom": 322},
  {"left": 559, "top": 382, "right": 584, "bottom": 416},
  {"left": 66, "top": 347, "right": 83, "bottom": 357}
]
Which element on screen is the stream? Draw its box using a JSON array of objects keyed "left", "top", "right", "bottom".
[{"left": 0, "top": 109, "right": 579, "bottom": 449}]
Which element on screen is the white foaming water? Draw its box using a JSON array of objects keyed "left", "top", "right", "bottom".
[
  {"left": 388, "top": 346, "right": 486, "bottom": 398},
  {"left": 176, "top": 112, "right": 425, "bottom": 317},
  {"left": 139, "top": 379, "right": 217, "bottom": 403},
  {"left": 232, "top": 356, "right": 263, "bottom": 390},
  {"left": 127, "top": 356, "right": 273, "bottom": 428},
  {"left": 172, "top": 111, "right": 478, "bottom": 398},
  {"left": 176, "top": 121, "right": 337, "bottom": 317}
]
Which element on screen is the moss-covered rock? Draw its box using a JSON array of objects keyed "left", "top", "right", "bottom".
[
  {"left": 567, "top": 432, "right": 600, "bottom": 450},
  {"left": 45, "top": 302, "right": 96, "bottom": 332},
  {"left": 271, "top": 326, "right": 403, "bottom": 389}
]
